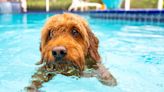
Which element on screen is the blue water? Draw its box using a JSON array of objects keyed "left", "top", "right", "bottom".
[
  {"left": 0, "top": 13, "right": 164, "bottom": 92},
  {"left": 102, "top": 0, "right": 122, "bottom": 9}
]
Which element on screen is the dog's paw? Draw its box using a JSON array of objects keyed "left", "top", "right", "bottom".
[
  {"left": 96, "top": 63, "right": 117, "bottom": 86},
  {"left": 25, "top": 86, "right": 39, "bottom": 92},
  {"left": 98, "top": 73, "right": 117, "bottom": 86}
]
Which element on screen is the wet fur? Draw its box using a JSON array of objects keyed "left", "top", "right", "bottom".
[{"left": 26, "top": 13, "right": 117, "bottom": 92}]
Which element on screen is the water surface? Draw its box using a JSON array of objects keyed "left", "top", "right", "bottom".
[{"left": 0, "top": 13, "right": 164, "bottom": 92}]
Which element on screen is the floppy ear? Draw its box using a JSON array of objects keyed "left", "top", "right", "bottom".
[
  {"left": 36, "top": 27, "right": 51, "bottom": 65},
  {"left": 40, "top": 27, "right": 52, "bottom": 51},
  {"left": 87, "top": 27, "right": 101, "bottom": 63},
  {"left": 79, "top": 17, "right": 101, "bottom": 63}
]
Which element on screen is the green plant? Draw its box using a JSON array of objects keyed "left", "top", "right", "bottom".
[
  {"left": 27, "top": 0, "right": 102, "bottom": 11},
  {"left": 121, "top": 0, "right": 160, "bottom": 9}
]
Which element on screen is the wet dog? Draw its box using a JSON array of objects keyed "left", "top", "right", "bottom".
[{"left": 26, "top": 13, "right": 117, "bottom": 92}]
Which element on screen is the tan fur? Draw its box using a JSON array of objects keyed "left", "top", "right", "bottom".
[
  {"left": 39, "top": 13, "right": 100, "bottom": 71},
  {"left": 26, "top": 13, "right": 117, "bottom": 92}
]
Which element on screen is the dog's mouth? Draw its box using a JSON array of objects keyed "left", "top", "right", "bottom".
[{"left": 45, "top": 60, "right": 81, "bottom": 76}]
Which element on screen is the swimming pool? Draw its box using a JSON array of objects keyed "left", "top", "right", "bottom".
[{"left": 0, "top": 13, "right": 164, "bottom": 92}]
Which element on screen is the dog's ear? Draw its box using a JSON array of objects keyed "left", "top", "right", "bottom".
[
  {"left": 36, "top": 27, "right": 51, "bottom": 65},
  {"left": 86, "top": 27, "right": 101, "bottom": 63},
  {"left": 80, "top": 17, "right": 101, "bottom": 63},
  {"left": 40, "top": 27, "right": 52, "bottom": 51}
]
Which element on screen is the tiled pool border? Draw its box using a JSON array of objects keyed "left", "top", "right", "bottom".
[
  {"left": 1, "top": 6, "right": 164, "bottom": 24},
  {"left": 89, "top": 10, "right": 164, "bottom": 23}
]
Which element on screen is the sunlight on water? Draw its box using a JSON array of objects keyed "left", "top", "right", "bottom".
[{"left": 0, "top": 13, "right": 164, "bottom": 92}]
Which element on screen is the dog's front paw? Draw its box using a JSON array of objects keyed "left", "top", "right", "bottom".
[
  {"left": 96, "top": 64, "right": 117, "bottom": 86},
  {"left": 98, "top": 71, "right": 117, "bottom": 86},
  {"left": 25, "top": 86, "right": 39, "bottom": 92}
]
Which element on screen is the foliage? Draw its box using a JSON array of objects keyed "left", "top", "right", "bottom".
[
  {"left": 27, "top": 0, "right": 101, "bottom": 11},
  {"left": 121, "top": 0, "right": 163, "bottom": 9},
  {"left": 130, "top": 0, "right": 158, "bottom": 9},
  {"left": 27, "top": 0, "right": 164, "bottom": 11}
]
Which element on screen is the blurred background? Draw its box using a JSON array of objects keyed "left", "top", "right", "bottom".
[{"left": 0, "top": 0, "right": 164, "bottom": 13}]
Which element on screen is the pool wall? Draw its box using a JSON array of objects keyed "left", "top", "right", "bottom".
[{"left": 90, "top": 10, "right": 164, "bottom": 23}]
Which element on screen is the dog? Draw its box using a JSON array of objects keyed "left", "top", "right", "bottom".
[{"left": 26, "top": 13, "right": 117, "bottom": 92}]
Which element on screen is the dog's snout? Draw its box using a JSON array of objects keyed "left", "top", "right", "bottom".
[{"left": 52, "top": 46, "right": 67, "bottom": 60}]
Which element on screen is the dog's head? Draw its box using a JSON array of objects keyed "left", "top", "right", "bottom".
[{"left": 40, "top": 13, "right": 100, "bottom": 73}]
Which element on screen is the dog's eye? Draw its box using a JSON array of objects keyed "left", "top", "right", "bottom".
[
  {"left": 49, "top": 32, "right": 53, "bottom": 38},
  {"left": 71, "top": 28, "right": 79, "bottom": 37},
  {"left": 48, "top": 29, "right": 54, "bottom": 39}
]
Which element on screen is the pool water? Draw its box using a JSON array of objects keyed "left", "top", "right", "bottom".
[{"left": 0, "top": 13, "right": 164, "bottom": 92}]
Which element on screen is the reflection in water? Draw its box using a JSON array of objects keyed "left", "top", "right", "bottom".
[{"left": 0, "top": 13, "right": 164, "bottom": 92}]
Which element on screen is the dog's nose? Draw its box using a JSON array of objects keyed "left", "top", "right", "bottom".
[{"left": 52, "top": 46, "right": 67, "bottom": 60}]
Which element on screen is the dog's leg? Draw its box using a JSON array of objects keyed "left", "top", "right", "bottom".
[
  {"left": 81, "top": 70, "right": 97, "bottom": 78},
  {"left": 94, "top": 63, "right": 117, "bottom": 86},
  {"left": 81, "top": 64, "right": 117, "bottom": 86},
  {"left": 25, "top": 65, "right": 56, "bottom": 92}
]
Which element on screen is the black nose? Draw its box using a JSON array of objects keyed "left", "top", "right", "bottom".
[{"left": 52, "top": 46, "right": 67, "bottom": 60}]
